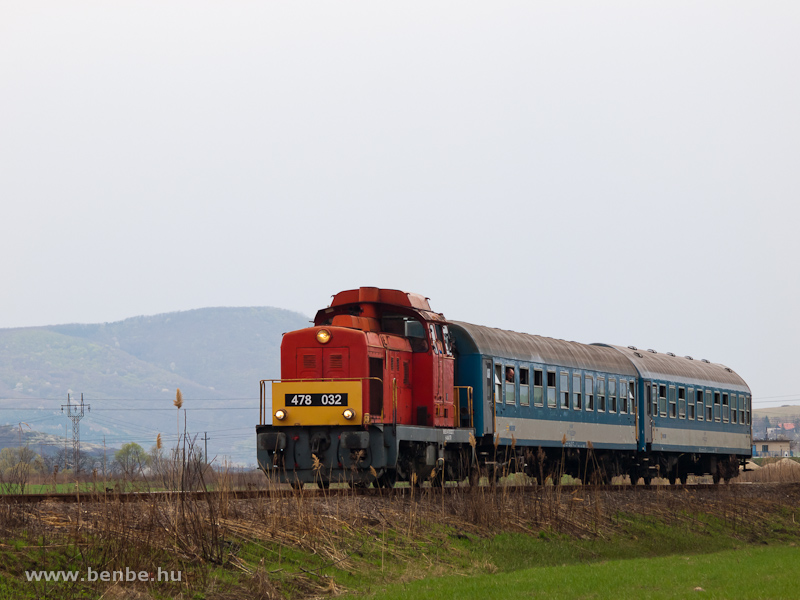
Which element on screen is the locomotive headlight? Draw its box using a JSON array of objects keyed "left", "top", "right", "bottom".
[
  {"left": 316, "top": 329, "right": 332, "bottom": 344},
  {"left": 274, "top": 409, "right": 287, "bottom": 421},
  {"left": 342, "top": 408, "right": 355, "bottom": 420}
]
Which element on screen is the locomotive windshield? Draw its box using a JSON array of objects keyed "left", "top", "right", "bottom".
[{"left": 405, "top": 319, "right": 428, "bottom": 353}]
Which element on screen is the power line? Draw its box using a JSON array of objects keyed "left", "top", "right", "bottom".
[
  {"left": 0, "top": 397, "right": 258, "bottom": 402},
  {"left": 62, "top": 394, "right": 89, "bottom": 473},
  {"left": 0, "top": 407, "right": 257, "bottom": 411}
]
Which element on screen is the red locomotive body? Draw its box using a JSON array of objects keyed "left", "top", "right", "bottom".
[
  {"left": 311, "top": 287, "right": 456, "bottom": 428},
  {"left": 257, "top": 287, "right": 472, "bottom": 487}
]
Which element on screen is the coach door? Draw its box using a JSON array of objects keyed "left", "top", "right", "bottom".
[
  {"left": 483, "top": 359, "right": 495, "bottom": 436},
  {"left": 644, "top": 380, "right": 654, "bottom": 444}
]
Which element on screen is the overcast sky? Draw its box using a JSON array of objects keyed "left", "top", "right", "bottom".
[{"left": 2, "top": 2, "right": 798, "bottom": 409}]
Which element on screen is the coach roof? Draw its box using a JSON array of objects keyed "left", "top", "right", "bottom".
[
  {"left": 449, "top": 322, "right": 638, "bottom": 376},
  {"left": 596, "top": 344, "right": 750, "bottom": 393}
]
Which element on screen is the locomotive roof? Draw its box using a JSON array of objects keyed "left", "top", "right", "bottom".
[
  {"left": 329, "top": 287, "right": 432, "bottom": 311},
  {"left": 449, "top": 322, "right": 638, "bottom": 376},
  {"left": 596, "top": 344, "right": 751, "bottom": 393}
]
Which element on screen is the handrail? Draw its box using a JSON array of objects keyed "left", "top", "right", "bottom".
[
  {"left": 392, "top": 378, "right": 398, "bottom": 435},
  {"left": 259, "top": 377, "right": 383, "bottom": 425}
]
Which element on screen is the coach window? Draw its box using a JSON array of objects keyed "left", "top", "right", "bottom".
[
  {"left": 547, "top": 371, "right": 557, "bottom": 408},
  {"left": 494, "top": 365, "right": 502, "bottom": 404},
  {"left": 585, "top": 375, "right": 594, "bottom": 411},
  {"left": 618, "top": 380, "right": 626, "bottom": 413},
  {"left": 705, "top": 390, "right": 713, "bottom": 421},
  {"left": 560, "top": 372, "right": 569, "bottom": 409},
  {"left": 651, "top": 384, "right": 659, "bottom": 416},
  {"left": 678, "top": 387, "right": 686, "bottom": 419},
  {"left": 739, "top": 395, "right": 745, "bottom": 424},
  {"left": 731, "top": 394, "right": 738, "bottom": 424},
  {"left": 722, "top": 393, "right": 730, "bottom": 422},
  {"left": 696, "top": 389, "right": 703, "bottom": 421},
  {"left": 520, "top": 368, "right": 530, "bottom": 407},
  {"left": 658, "top": 385, "right": 667, "bottom": 417},
  {"left": 607, "top": 378, "right": 615, "bottom": 413},
  {"left": 533, "top": 369, "right": 544, "bottom": 407},
  {"left": 573, "top": 373, "right": 582, "bottom": 410},
  {"left": 598, "top": 377, "right": 606, "bottom": 412},
  {"left": 669, "top": 386, "right": 676, "bottom": 418},
  {"left": 714, "top": 392, "right": 721, "bottom": 421},
  {"left": 688, "top": 388, "right": 695, "bottom": 420},
  {"left": 746, "top": 395, "right": 751, "bottom": 425},
  {"left": 629, "top": 380, "right": 636, "bottom": 414},
  {"left": 505, "top": 366, "right": 516, "bottom": 405}
]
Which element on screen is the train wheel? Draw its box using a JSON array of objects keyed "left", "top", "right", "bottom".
[
  {"left": 679, "top": 472, "right": 688, "bottom": 485},
  {"left": 468, "top": 465, "right": 481, "bottom": 487},
  {"left": 377, "top": 470, "right": 396, "bottom": 489},
  {"left": 712, "top": 472, "right": 721, "bottom": 484},
  {"left": 317, "top": 479, "right": 330, "bottom": 490},
  {"left": 488, "top": 465, "right": 501, "bottom": 487},
  {"left": 643, "top": 475, "right": 652, "bottom": 486},
  {"left": 290, "top": 481, "right": 303, "bottom": 491}
]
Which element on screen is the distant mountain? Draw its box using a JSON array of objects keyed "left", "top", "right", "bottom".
[
  {"left": 0, "top": 424, "right": 105, "bottom": 456},
  {"left": 47, "top": 307, "right": 308, "bottom": 399},
  {"left": 0, "top": 307, "right": 309, "bottom": 463}
]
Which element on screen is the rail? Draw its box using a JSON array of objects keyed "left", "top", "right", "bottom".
[{"left": 2, "top": 481, "right": 786, "bottom": 505}]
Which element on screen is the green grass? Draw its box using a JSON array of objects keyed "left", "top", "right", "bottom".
[
  {"left": 1, "top": 481, "right": 151, "bottom": 494},
  {"left": 349, "top": 545, "right": 798, "bottom": 600},
  {"left": 1, "top": 484, "right": 799, "bottom": 599}
]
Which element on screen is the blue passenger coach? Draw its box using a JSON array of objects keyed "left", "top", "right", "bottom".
[
  {"left": 449, "top": 322, "right": 751, "bottom": 484},
  {"left": 450, "top": 322, "right": 642, "bottom": 483},
  {"left": 599, "top": 345, "right": 751, "bottom": 483}
]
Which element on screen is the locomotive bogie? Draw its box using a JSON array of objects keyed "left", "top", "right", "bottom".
[{"left": 256, "top": 423, "right": 474, "bottom": 486}]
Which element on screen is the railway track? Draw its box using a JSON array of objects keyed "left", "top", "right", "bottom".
[{"left": 1, "top": 481, "right": 789, "bottom": 504}]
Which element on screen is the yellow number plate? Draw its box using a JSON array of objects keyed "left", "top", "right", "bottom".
[{"left": 272, "top": 381, "right": 362, "bottom": 426}]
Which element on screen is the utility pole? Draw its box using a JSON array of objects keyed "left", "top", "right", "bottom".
[
  {"left": 201, "top": 432, "right": 209, "bottom": 465},
  {"left": 62, "top": 394, "right": 90, "bottom": 474}
]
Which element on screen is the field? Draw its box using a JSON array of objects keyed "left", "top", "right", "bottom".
[
  {"left": 2, "top": 475, "right": 800, "bottom": 600},
  {"left": 351, "top": 545, "right": 798, "bottom": 600}
]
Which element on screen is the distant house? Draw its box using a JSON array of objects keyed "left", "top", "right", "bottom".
[
  {"left": 753, "top": 439, "right": 792, "bottom": 458},
  {"left": 766, "top": 427, "right": 790, "bottom": 440},
  {"left": 779, "top": 423, "right": 796, "bottom": 431}
]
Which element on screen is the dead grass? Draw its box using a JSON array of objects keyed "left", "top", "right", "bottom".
[
  {"left": 739, "top": 458, "right": 800, "bottom": 483},
  {"left": 1, "top": 480, "right": 800, "bottom": 599}
]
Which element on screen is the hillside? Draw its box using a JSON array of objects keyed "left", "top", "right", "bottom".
[
  {"left": 0, "top": 307, "right": 309, "bottom": 463},
  {"left": 47, "top": 306, "right": 307, "bottom": 399},
  {"left": 752, "top": 405, "right": 800, "bottom": 421},
  {"left": 752, "top": 405, "right": 800, "bottom": 442}
]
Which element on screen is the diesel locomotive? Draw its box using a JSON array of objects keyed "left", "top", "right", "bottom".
[{"left": 256, "top": 287, "right": 752, "bottom": 487}]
